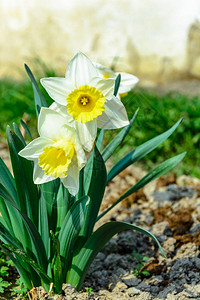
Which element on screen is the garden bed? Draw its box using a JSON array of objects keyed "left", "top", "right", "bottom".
[{"left": 1, "top": 157, "right": 200, "bottom": 299}]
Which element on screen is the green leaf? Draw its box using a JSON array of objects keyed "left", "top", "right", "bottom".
[
  {"left": 59, "top": 196, "right": 89, "bottom": 261},
  {"left": 6, "top": 126, "right": 39, "bottom": 226},
  {"left": 96, "top": 129, "right": 104, "bottom": 151},
  {"left": 0, "top": 197, "right": 14, "bottom": 235},
  {"left": 0, "top": 183, "right": 27, "bottom": 246},
  {"left": 107, "top": 118, "right": 183, "bottom": 182},
  {"left": 24, "top": 64, "right": 48, "bottom": 117},
  {"left": 40, "top": 179, "right": 60, "bottom": 224},
  {"left": 98, "top": 152, "right": 186, "bottom": 220},
  {"left": 3, "top": 244, "right": 51, "bottom": 286},
  {"left": 102, "top": 108, "right": 139, "bottom": 162},
  {"left": 114, "top": 74, "right": 121, "bottom": 96},
  {"left": 13, "top": 123, "right": 26, "bottom": 146},
  {"left": 0, "top": 157, "right": 18, "bottom": 205},
  {"left": 0, "top": 244, "right": 33, "bottom": 290},
  {"left": 77, "top": 168, "right": 85, "bottom": 199},
  {"left": 20, "top": 119, "right": 33, "bottom": 140},
  {"left": 51, "top": 232, "right": 63, "bottom": 294},
  {"left": 0, "top": 278, "right": 11, "bottom": 293},
  {"left": 56, "top": 184, "right": 70, "bottom": 233},
  {"left": 0, "top": 186, "right": 47, "bottom": 272},
  {"left": 83, "top": 151, "right": 94, "bottom": 195},
  {"left": 67, "top": 221, "right": 165, "bottom": 290},
  {"left": 0, "top": 222, "right": 23, "bottom": 250},
  {"left": 38, "top": 191, "right": 50, "bottom": 259},
  {"left": 80, "top": 146, "right": 107, "bottom": 240}
]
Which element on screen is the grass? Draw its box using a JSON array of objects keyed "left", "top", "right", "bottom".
[
  {"left": 104, "top": 89, "right": 200, "bottom": 178},
  {"left": 0, "top": 74, "right": 199, "bottom": 178}
]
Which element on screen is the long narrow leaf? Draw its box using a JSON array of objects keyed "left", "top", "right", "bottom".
[
  {"left": 107, "top": 118, "right": 183, "bottom": 182},
  {"left": 0, "top": 183, "right": 27, "bottom": 245},
  {"left": 67, "top": 221, "right": 165, "bottom": 290},
  {"left": 96, "top": 129, "right": 104, "bottom": 151},
  {"left": 83, "top": 151, "right": 94, "bottom": 195},
  {"left": 40, "top": 179, "right": 60, "bottom": 217},
  {"left": 39, "top": 192, "right": 50, "bottom": 259},
  {"left": 13, "top": 122, "right": 26, "bottom": 146},
  {"left": 56, "top": 184, "right": 69, "bottom": 233},
  {"left": 7, "top": 126, "right": 39, "bottom": 226},
  {"left": 0, "top": 184, "right": 47, "bottom": 270},
  {"left": 114, "top": 74, "right": 121, "bottom": 96},
  {"left": 4, "top": 244, "right": 51, "bottom": 286},
  {"left": 24, "top": 64, "right": 48, "bottom": 116},
  {"left": 80, "top": 146, "right": 107, "bottom": 240},
  {"left": 0, "top": 244, "right": 33, "bottom": 290},
  {"left": 59, "top": 196, "right": 89, "bottom": 258},
  {"left": 0, "top": 222, "right": 23, "bottom": 250},
  {"left": 0, "top": 198, "right": 14, "bottom": 234},
  {"left": 20, "top": 119, "right": 33, "bottom": 140},
  {"left": 98, "top": 152, "right": 186, "bottom": 220},
  {"left": 0, "top": 157, "right": 18, "bottom": 205},
  {"left": 102, "top": 108, "right": 139, "bottom": 162}
]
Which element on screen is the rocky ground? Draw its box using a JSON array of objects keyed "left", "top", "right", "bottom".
[{"left": 0, "top": 145, "right": 200, "bottom": 300}]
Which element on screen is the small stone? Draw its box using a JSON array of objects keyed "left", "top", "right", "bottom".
[
  {"left": 134, "top": 291, "right": 152, "bottom": 300},
  {"left": 195, "top": 257, "right": 200, "bottom": 269},
  {"left": 96, "top": 252, "right": 106, "bottom": 260},
  {"left": 174, "top": 243, "right": 199, "bottom": 258},
  {"left": 190, "top": 223, "right": 200, "bottom": 234},
  {"left": 137, "top": 281, "right": 151, "bottom": 292},
  {"left": 157, "top": 284, "right": 176, "bottom": 299},
  {"left": 162, "top": 237, "right": 176, "bottom": 257},
  {"left": 122, "top": 274, "right": 141, "bottom": 287},
  {"left": 127, "top": 287, "right": 140, "bottom": 296},
  {"left": 151, "top": 221, "right": 172, "bottom": 236},
  {"left": 112, "top": 281, "right": 127, "bottom": 292}
]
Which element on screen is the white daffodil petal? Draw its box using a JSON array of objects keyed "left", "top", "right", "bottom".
[
  {"left": 93, "top": 62, "right": 115, "bottom": 79},
  {"left": 76, "top": 119, "right": 97, "bottom": 152},
  {"left": 97, "top": 96, "right": 129, "bottom": 129},
  {"left": 18, "top": 137, "right": 53, "bottom": 160},
  {"left": 90, "top": 77, "right": 115, "bottom": 100},
  {"left": 40, "top": 77, "right": 73, "bottom": 105},
  {"left": 38, "top": 107, "right": 73, "bottom": 139},
  {"left": 49, "top": 102, "right": 74, "bottom": 123},
  {"left": 33, "top": 161, "right": 55, "bottom": 184},
  {"left": 61, "top": 162, "right": 79, "bottom": 196},
  {"left": 74, "top": 139, "right": 87, "bottom": 169},
  {"left": 65, "top": 52, "right": 98, "bottom": 88},
  {"left": 118, "top": 72, "right": 139, "bottom": 94}
]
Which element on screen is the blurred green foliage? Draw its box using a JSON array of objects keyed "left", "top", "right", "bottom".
[
  {"left": 0, "top": 74, "right": 199, "bottom": 177},
  {"left": 104, "top": 89, "right": 200, "bottom": 177}
]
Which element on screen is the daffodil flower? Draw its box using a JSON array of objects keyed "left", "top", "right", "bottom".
[
  {"left": 94, "top": 62, "right": 139, "bottom": 95},
  {"left": 40, "top": 52, "right": 129, "bottom": 151},
  {"left": 18, "top": 108, "right": 86, "bottom": 195}
]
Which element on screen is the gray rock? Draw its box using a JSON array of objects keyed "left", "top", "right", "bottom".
[
  {"left": 137, "top": 281, "right": 151, "bottom": 292},
  {"left": 127, "top": 287, "right": 140, "bottom": 296},
  {"left": 150, "top": 221, "right": 172, "bottom": 239},
  {"left": 162, "top": 237, "right": 176, "bottom": 257},
  {"left": 190, "top": 223, "right": 200, "bottom": 235},
  {"left": 152, "top": 185, "right": 196, "bottom": 203},
  {"left": 122, "top": 274, "right": 141, "bottom": 287},
  {"left": 157, "top": 284, "right": 176, "bottom": 299}
]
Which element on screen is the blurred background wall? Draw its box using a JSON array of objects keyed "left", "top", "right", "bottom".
[{"left": 1, "top": 0, "right": 200, "bottom": 83}]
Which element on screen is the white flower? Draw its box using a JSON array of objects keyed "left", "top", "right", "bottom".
[
  {"left": 18, "top": 108, "right": 86, "bottom": 196},
  {"left": 94, "top": 62, "right": 139, "bottom": 94},
  {"left": 40, "top": 52, "right": 129, "bottom": 151}
]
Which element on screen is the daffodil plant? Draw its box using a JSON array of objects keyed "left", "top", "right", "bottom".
[{"left": 0, "top": 52, "right": 185, "bottom": 294}]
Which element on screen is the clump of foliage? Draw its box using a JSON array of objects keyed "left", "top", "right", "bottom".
[
  {"left": 0, "top": 251, "right": 11, "bottom": 293},
  {"left": 132, "top": 250, "right": 150, "bottom": 278},
  {"left": 11, "top": 278, "right": 28, "bottom": 299}
]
